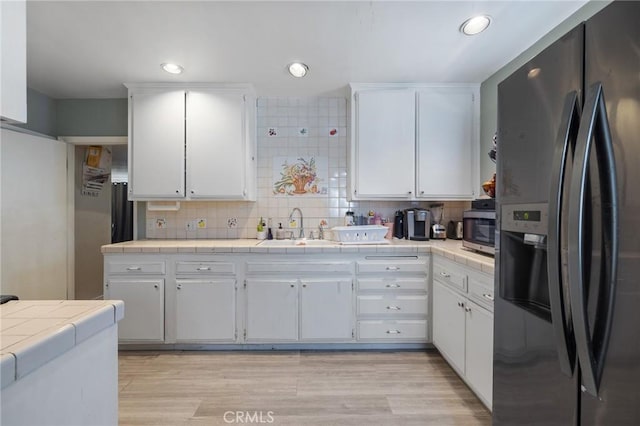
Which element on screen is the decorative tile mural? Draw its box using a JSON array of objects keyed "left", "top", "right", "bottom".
[{"left": 272, "top": 156, "right": 328, "bottom": 196}]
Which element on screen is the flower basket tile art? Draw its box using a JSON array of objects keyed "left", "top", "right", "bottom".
[{"left": 273, "top": 156, "right": 328, "bottom": 196}]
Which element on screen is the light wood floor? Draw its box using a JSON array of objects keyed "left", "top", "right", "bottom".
[{"left": 118, "top": 350, "right": 491, "bottom": 426}]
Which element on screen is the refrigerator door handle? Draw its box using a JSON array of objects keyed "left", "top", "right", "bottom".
[
  {"left": 568, "top": 82, "right": 619, "bottom": 398},
  {"left": 547, "top": 91, "right": 580, "bottom": 376}
]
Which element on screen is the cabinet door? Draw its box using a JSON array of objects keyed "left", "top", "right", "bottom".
[
  {"left": 187, "top": 91, "right": 247, "bottom": 199},
  {"left": 0, "top": 0, "right": 26, "bottom": 123},
  {"left": 299, "top": 279, "right": 352, "bottom": 340},
  {"left": 105, "top": 279, "right": 164, "bottom": 342},
  {"left": 353, "top": 90, "right": 415, "bottom": 198},
  {"left": 246, "top": 279, "right": 298, "bottom": 341},
  {"left": 432, "top": 280, "right": 465, "bottom": 373},
  {"left": 175, "top": 279, "right": 236, "bottom": 342},
  {"left": 416, "top": 87, "right": 477, "bottom": 199},
  {"left": 129, "top": 90, "right": 186, "bottom": 199},
  {"left": 465, "top": 300, "right": 494, "bottom": 409}
]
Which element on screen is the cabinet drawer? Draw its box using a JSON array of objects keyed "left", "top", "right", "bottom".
[
  {"left": 357, "top": 277, "right": 426, "bottom": 292},
  {"left": 106, "top": 261, "right": 165, "bottom": 275},
  {"left": 433, "top": 258, "right": 467, "bottom": 292},
  {"left": 357, "top": 295, "right": 428, "bottom": 316},
  {"left": 176, "top": 261, "right": 235, "bottom": 275},
  {"left": 358, "top": 320, "right": 427, "bottom": 340},
  {"left": 246, "top": 261, "right": 352, "bottom": 274},
  {"left": 357, "top": 258, "right": 427, "bottom": 274},
  {"left": 467, "top": 272, "right": 494, "bottom": 311}
]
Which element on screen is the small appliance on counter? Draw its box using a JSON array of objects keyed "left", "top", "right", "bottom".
[
  {"left": 462, "top": 198, "right": 495, "bottom": 255},
  {"left": 446, "top": 221, "right": 464, "bottom": 240},
  {"left": 393, "top": 210, "right": 405, "bottom": 239},
  {"left": 429, "top": 203, "right": 446, "bottom": 240},
  {"left": 403, "top": 208, "right": 430, "bottom": 241}
]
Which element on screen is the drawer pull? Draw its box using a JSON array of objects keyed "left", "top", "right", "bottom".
[
  {"left": 385, "top": 284, "right": 400, "bottom": 288},
  {"left": 440, "top": 271, "right": 451, "bottom": 278},
  {"left": 386, "top": 266, "right": 400, "bottom": 271},
  {"left": 386, "top": 329, "right": 402, "bottom": 334},
  {"left": 465, "top": 307, "right": 472, "bottom": 313},
  {"left": 483, "top": 293, "right": 495, "bottom": 301},
  {"left": 386, "top": 306, "right": 401, "bottom": 310},
  {"left": 177, "top": 284, "right": 182, "bottom": 290},
  {"left": 457, "top": 301, "right": 465, "bottom": 308},
  {"left": 197, "top": 267, "right": 211, "bottom": 271},
  {"left": 126, "top": 266, "right": 142, "bottom": 271}
]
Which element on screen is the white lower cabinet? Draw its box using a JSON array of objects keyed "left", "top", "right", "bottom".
[
  {"left": 245, "top": 277, "right": 353, "bottom": 342},
  {"left": 175, "top": 279, "right": 236, "bottom": 342},
  {"left": 105, "top": 278, "right": 164, "bottom": 342},
  {"left": 433, "top": 281, "right": 466, "bottom": 372},
  {"left": 432, "top": 255, "right": 494, "bottom": 410},
  {"left": 299, "top": 279, "right": 352, "bottom": 340},
  {"left": 464, "top": 299, "right": 494, "bottom": 408},
  {"left": 245, "top": 279, "right": 298, "bottom": 341}
]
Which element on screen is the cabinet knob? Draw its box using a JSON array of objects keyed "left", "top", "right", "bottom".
[
  {"left": 290, "top": 284, "right": 295, "bottom": 288},
  {"left": 302, "top": 284, "right": 307, "bottom": 288},
  {"left": 177, "top": 284, "right": 182, "bottom": 290},
  {"left": 191, "top": 190, "right": 195, "bottom": 194},
  {"left": 420, "top": 191, "right": 425, "bottom": 194},
  {"left": 408, "top": 191, "right": 412, "bottom": 195},
  {"left": 154, "top": 284, "right": 159, "bottom": 289},
  {"left": 465, "top": 307, "right": 471, "bottom": 313},
  {"left": 176, "top": 190, "right": 180, "bottom": 194},
  {"left": 440, "top": 272, "right": 451, "bottom": 278}
]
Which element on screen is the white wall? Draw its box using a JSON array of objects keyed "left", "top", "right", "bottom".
[{"left": 1, "top": 129, "right": 68, "bottom": 299}]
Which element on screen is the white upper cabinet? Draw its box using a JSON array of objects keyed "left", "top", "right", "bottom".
[
  {"left": 129, "top": 90, "right": 186, "bottom": 199},
  {"left": 0, "top": 0, "right": 27, "bottom": 123},
  {"left": 416, "top": 87, "right": 478, "bottom": 199},
  {"left": 187, "top": 91, "right": 249, "bottom": 199},
  {"left": 126, "top": 83, "right": 256, "bottom": 201},
  {"left": 352, "top": 89, "right": 416, "bottom": 198},
  {"left": 349, "top": 84, "right": 479, "bottom": 201}
]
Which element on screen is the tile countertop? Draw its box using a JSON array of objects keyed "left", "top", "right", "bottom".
[
  {"left": 0, "top": 300, "right": 124, "bottom": 389},
  {"left": 102, "top": 239, "right": 495, "bottom": 275}
]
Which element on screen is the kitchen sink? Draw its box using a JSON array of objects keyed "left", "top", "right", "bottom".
[{"left": 258, "top": 239, "right": 339, "bottom": 247}]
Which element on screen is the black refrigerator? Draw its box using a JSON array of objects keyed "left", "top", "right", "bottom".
[{"left": 494, "top": 1, "right": 640, "bottom": 425}]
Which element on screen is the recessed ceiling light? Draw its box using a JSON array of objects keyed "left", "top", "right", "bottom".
[
  {"left": 161, "top": 63, "right": 184, "bottom": 75},
  {"left": 288, "top": 62, "right": 309, "bottom": 78},
  {"left": 460, "top": 15, "right": 491, "bottom": 36}
]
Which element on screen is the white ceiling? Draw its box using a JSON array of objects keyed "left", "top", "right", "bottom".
[{"left": 26, "top": 1, "right": 589, "bottom": 99}]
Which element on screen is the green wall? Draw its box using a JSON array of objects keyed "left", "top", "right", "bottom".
[
  {"left": 479, "top": 0, "right": 611, "bottom": 185},
  {"left": 11, "top": 89, "right": 127, "bottom": 138},
  {"left": 56, "top": 98, "right": 127, "bottom": 136}
]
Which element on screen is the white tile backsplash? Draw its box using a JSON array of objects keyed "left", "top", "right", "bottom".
[{"left": 146, "top": 96, "right": 470, "bottom": 239}]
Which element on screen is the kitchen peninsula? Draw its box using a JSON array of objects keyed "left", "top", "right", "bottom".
[{"left": 0, "top": 300, "right": 124, "bottom": 425}]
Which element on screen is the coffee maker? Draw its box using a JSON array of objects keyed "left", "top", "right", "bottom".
[{"left": 403, "top": 208, "right": 430, "bottom": 241}]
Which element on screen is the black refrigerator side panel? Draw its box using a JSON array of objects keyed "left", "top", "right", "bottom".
[
  {"left": 494, "top": 24, "right": 583, "bottom": 426},
  {"left": 581, "top": 2, "right": 640, "bottom": 424},
  {"left": 497, "top": 26, "right": 584, "bottom": 206}
]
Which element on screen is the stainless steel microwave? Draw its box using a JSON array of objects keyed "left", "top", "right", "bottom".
[{"left": 462, "top": 210, "right": 496, "bottom": 255}]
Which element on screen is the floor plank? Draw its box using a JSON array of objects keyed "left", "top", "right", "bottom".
[{"left": 118, "top": 350, "right": 491, "bottom": 425}]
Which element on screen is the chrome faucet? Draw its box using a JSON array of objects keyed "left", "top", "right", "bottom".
[{"left": 289, "top": 207, "right": 304, "bottom": 239}]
